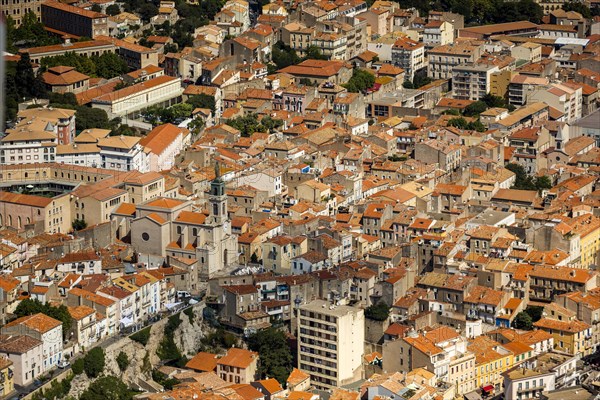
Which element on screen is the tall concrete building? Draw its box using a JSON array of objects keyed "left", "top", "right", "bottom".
[
  {"left": 2, "top": 0, "right": 43, "bottom": 27},
  {"left": 297, "top": 299, "right": 364, "bottom": 390}
]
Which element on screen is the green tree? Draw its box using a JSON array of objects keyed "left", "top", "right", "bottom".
[
  {"left": 130, "top": 327, "right": 151, "bottom": 346},
  {"left": 83, "top": 347, "right": 105, "bottom": 378},
  {"left": 448, "top": 117, "right": 469, "bottom": 130},
  {"left": 106, "top": 4, "right": 121, "bottom": 15},
  {"left": 116, "top": 352, "right": 129, "bottom": 372},
  {"left": 535, "top": 176, "right": 552, "bottom": 191},
  {"left": 74, "top": 107, "right": 111, "bottom": 131},
  {"left": 271, "top": 41, "right": 301, "bottom": 70},
  {"left": 247, "top": 328, "right": 293, "bottom": 384},
  {"left": 365, "top": 301, "right": 390, "bottom": 321},
  {"left": 80, "top": 376, "right": 133, "bottom": 400},
  {"left": 412, "top": 75, "right": 433, "bottom": 89},
  {"left": 463, "top": 101, "right": 488, "bottom": 117},
  {"left": 72, "top": 219, "right": 87, "bottom": 231},
  {"left": 513, "top": 311, "right": 533, "bottom": 330},
  {"left": 250, "top": 253, "right": 259, "bottom": 263},
  {"left": 304, "top": 45, "right": 327, "bottom": 60},
  {"left": 525, "top": 306, "right": 544, "bottom": 322},
  {"left": 481, "top": 93, "right": 507, "bottom": 108},
  {"left": 152, "top": 369, "right": 180, "bottom": 390},
  {"left": 187, "top": 94, "right": 216, "bottom": 112},
  {"left": 225, "top": 114, "right": 283, "bottom": 137},
  {"left": 343, "top": 69, "right": 375, "bottom": 93},
  {"left": 91, "top": 3, "right": 102, "bottom": 12},
  {"left": 157, "top": 314, "right": 183, "bottom": 361},
  {"left": 72, "top": 358, "right": 84, "bottom": 375},
  {"left": 563, "top": 1, "right": 592, "bottom": 17}
]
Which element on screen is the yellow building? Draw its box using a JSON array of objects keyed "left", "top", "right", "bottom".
[
  {"left": 468, "top": 336, "right": 514, "bottom": 395},
  {"left": 533, "top": 317, "right": 592, "bottom": 357},
  {"left": 571, "top": 214, "right": 600, "bottom": 269},
  {"left": 490, "top": 70, "right": 516, "bottom": 99},
  {"left": 0, "top": 356, "right": 14, "bottom": 397}
]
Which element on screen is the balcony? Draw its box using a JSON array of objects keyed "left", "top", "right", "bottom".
[{"left": 517, "top": 384, "right": 545, "bottom": 393}]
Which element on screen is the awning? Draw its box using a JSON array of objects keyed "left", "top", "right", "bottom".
[
  {"left": 120, "top": 317, "right": 134, "bottom": 327},
  {"left": 165, "top": 302, "right": 182, "bottom": 310},
  {"left": 482, "top": 385, "right": 494, "bottom": 392}
]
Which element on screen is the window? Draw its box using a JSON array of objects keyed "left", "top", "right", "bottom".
[{"left": 142, "top": 232, "right": 150, "bottom": 241}]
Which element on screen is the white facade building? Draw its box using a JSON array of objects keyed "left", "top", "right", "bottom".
[
  {"left": 298, "top": 300, "right": 365, "bottom": 390},
  {"left": 97, "top": 136, "right": 149, "bottom": 172}
]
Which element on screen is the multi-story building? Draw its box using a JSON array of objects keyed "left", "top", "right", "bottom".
[
  {"left": 91, "top": 75, "right": 182, "bottom": 119},
  {"left": 0, "top": 356, "right": 14, "bottom": 398},
  {"left": 468, "top": 336, "right": 514, "bottom": 394},
  {"left": 508, "top": 75, "right": 549, "bottom": 106},
  {"left": 1, "top": 313, "right": 63, "bottom": 372},
  {"left": 216, "top": 348, "right": 259, "bottom": 384},
  {"left": 298, "top": 299, "right": 364, "bottom": 390},
  {"left": 97, "top": 136, "right": 149, "bottom": 173},
  {"left": 384, "top": 326, "right": 476, "bottom": 396},
  {"left": 22, "top": 39, "right": 117, "bottom": 65},
  {"left": 0, "top": 108, "right": 76, "bottom": 164},
  {"left": 1, "top": 0, "right": 43, "bottom": 27},
  {"left": 525, "top": 82, "right": 583, "bottom": 123},
  {"left": 423, "top": 20, "right": 454, "bottom": 49},
  {"left": 41, "top": 1, "right": 108, "bottom": 38},
  {"left": 533, "top": 318, "right": 592, "bottom": 357},
  {"left": 452, "top": 63, "right": 500, "bottom": 101},
  {"left": 391, "top": 37, "right": 425, "bottom": 82},
  {"left": 508, "top": 126, "right": 553, "bottom": 174},
  {"left": 0, "top": 335, "right": 43, "bottom": 387},
  {"left": 428, "top": 42, "right": 483, "bottom": 80}
]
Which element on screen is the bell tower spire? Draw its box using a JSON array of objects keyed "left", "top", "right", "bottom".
[{"left": 209, "top": 161, "right": 227, "bottom": 224}]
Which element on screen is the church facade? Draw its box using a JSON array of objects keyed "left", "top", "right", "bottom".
[{"left": 130, "top": 164, "right": 238, "bottom": 280}]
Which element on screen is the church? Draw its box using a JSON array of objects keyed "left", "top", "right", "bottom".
[{"left": 130, "top": 163, "right": 238, "bottom": 280}]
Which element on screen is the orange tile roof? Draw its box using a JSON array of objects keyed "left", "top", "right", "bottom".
[
  {"left": 4, "top": 313, "right": 62, "bottom": 333},
  {"left": 145, "top": 198, "right": 185, "bottom": 209},
  {"left": 217, "top": 348, "right": 258, "bottom": 369},
  {"left": 139, "top": 123, "right": 185, "bottom": 155},
  {"left": 186, "top": 351, "right": 219, "bottom": 372},
  {"left": 68, "top": 305, "right": 95, "bottom": 320}
]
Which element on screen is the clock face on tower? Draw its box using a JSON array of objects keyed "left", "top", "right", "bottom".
[{"left": 223, "top": 221, "right": 230, "bottom": 232}]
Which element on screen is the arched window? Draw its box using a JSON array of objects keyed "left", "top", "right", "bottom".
[{"left": 177, "top": 226, "right": 182, "bottom": 234}]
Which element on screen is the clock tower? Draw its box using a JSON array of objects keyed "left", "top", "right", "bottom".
[{"left": 209, "top": 162, "right": 227, "bottom": 225}]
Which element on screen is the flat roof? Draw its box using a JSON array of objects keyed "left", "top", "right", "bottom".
[{"left": 299, "top": 299, "right": 363, "bottom": 317}]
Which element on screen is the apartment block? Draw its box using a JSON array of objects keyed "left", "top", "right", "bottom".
[
  {"left": 391, "top": 37, "right": 425, "bottom": 81},
  {"left": 452, "top": 63, "right": 500, "bottom": 101},
  {"left": 1, "top": 0, "right": 43, "bottom": 27},
  {"left": 298, "top": 300, "right": 364, "bottom": 390},
  {"left": 428, "top": 42, "right": 482, "bottom": 80},
  {"left": 41, "top": 1, "right": 108, "bottom": 38}
]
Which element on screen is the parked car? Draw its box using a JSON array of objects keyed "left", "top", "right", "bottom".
[{"left": 57, "top": 360, "right": 70, "bottom": 369}]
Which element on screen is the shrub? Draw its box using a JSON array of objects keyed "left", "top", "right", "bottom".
[
  {"left": 184, "top": 307, "right": 194, "bottom": 323},
  {"left": 72, "top": 358, "right": 84, "bottom": 375},
  {"left": 83, "top": 347, "right": 105, "bottom": 378},
  {"left": 130, "top": 327, "right": 151, "bottom": 346},
  {"left": 365, "top": 301, "right": 390, "bottom": 321},
  {"left": 116, "top": 351, "right": 129, "bottom": 372}
]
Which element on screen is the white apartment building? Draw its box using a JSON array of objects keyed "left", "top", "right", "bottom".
[
  {"left": 91, "top": 75, "right": 182, "bottom": 118},
  {"left": 452, "top": 63, "right": 500, "bottom": 101},
  {"left": 503, "top": 368, "right": 555, "bottom": 400},
  {"left": 298, "top": 300, "right": 364, "bottom": 390},
  {"left": 391, "top": 37, "right": 425, "bottom": 81},
  {"left": 428, "top": 43, "right": 483, "bottom": 80},
  {"left": 1, "top": 313, "right": 63, "bottom": 372},
  {"left": 139, "top": 123, "right": 187, "bottom": 172},
  {"left": 97, "top": 136, "right": 149, "bottom": 172},
  {"left": 423, "top": 20, "right": 454, "bottom": 48},
  {"left": 0, "top": 130, "right": 56, "bottom": 165},
  {"left": 55, "top": 143, "right": 101, "bottom": 167},
  {"left": 526, "top": 82, "right": 582, "bottom": 123}
]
